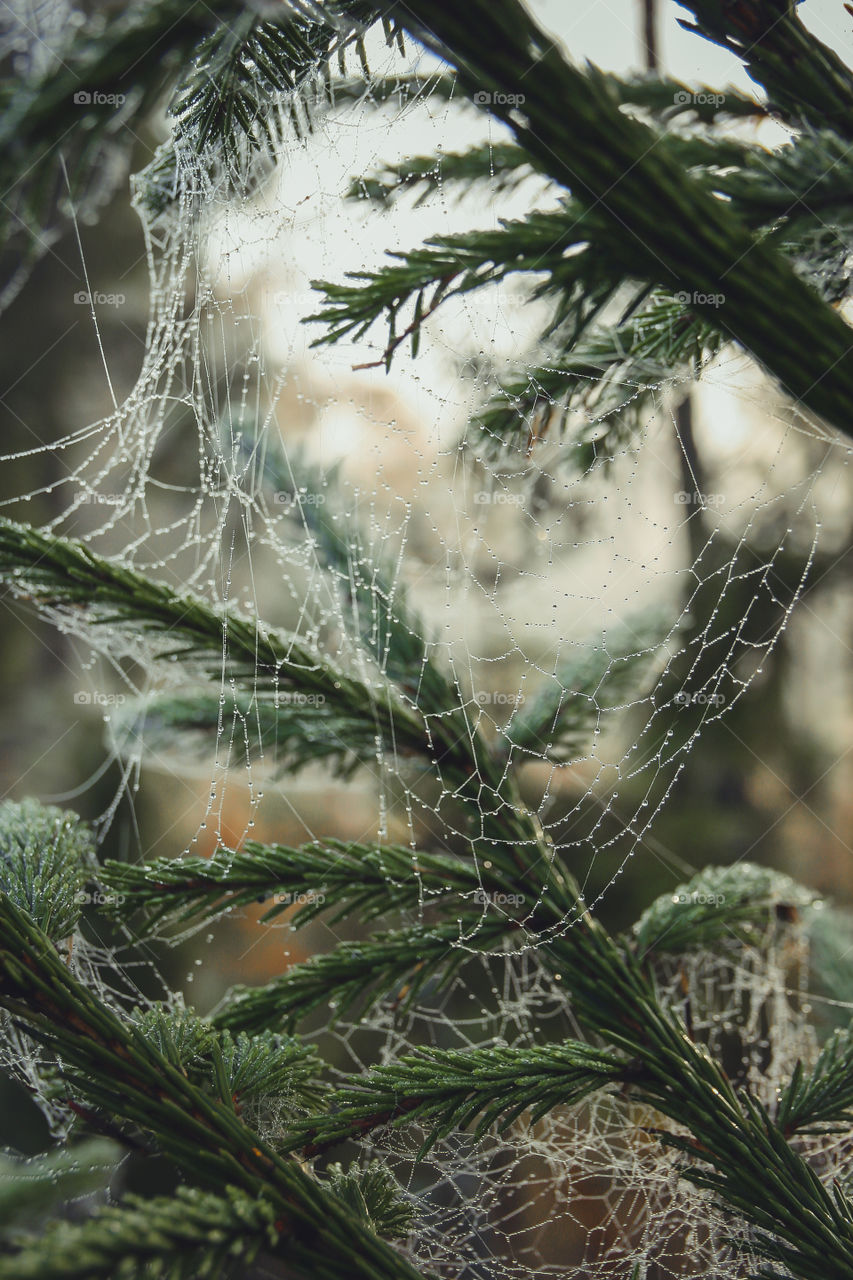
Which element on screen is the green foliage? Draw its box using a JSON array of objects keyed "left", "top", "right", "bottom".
[
  {"left": 0, "top": 1140, "right": 118, "bottom": 1229},
  {"left": 0, "top": 1185, "right": 280, "bottom": 1279},
  {"left": 212, "top": 917, "right": 513, "bottom": 1034},
  {"left": 326, "top": 1161, "right": 414, "bottom": 1239},
  {"left": 0, "top": 892, "right": 422, "bottom": 1280},
  {"left": 101, "top": 838, "right": 486, "bottom": 933},
  {"left": 169, "top": 3, "right": 381, "bottom": 176},
  {"left": 633, "top": 863, "right": 815, "bottom": 958},
  {"left": 308, "top": 201, "right": 623, "bottom": 367},
  {"left": 676, "top": 0, "right": 853, "bottom": 136},
  {"left": 503, "top": 615, "right": 669, "bottom": 761},
  {"left": 7, "top": 1, "right": 853, "bottom": 1277},
  {"left": 0, "top": 798, "right": 94, "bottom": 941},
  {"left": 0, "top": 519, "right": 458, "bottom": 780},
  {"left": 300, "top": 1041, "right": 627, "bottom": 1155},
  {"left": 776, "top": 1022, "right": 853, "bottom": 1135}
]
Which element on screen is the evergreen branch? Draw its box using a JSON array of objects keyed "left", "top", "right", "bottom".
[
  {"left": 326, "top": 1161, "right": 413, "bottom": 1239},
  {"left": 0, "top": 519, "right": 469, "bottom": 779},
  {"left": 0, "top": 1185, "right": 279, "bottom": 1280},
  {"left": 131, "top": 1006, "right": 323, "bottom": 1112},
  {"left": 0, "top": 0, "right": 247, "bottom": 299},
  {"left": 502, "top": 615, "right": 668, "bottom": 761},
  {"left": 775, "top": 1023, "right": 853, "bottom": 1136},
  {"left": 676, "top": 0, "right": 853, "bottom": 137},
  {"left": 170, "top": 2, "right": 378, "bottom": 174},
  {"left": 602, "top": 71, "right": 765, "bottom": 121},
  {"left": 347, "top": 141, "right": 538, "bottom": 204},
  {"left": 101, "top": 839, "right": 488, "bottom": 933},
  {"left": 393, "top": 0, "right": 853, "bottom": 437},
  {"left": 632, "top": 863, "right": 814, "bottom": 959},
  {"left": 472, "top": 299, "right": 714, "bottom": 458},
  {"left": 115, "top": 690, "right": 370, "bottom": 782},
  {"left": 0, "top": 798, "right": 94, "bottom": 942},
  {"left": 260, "top": 455, "right": 454, "bottom": 712},
  {"left": 296, "top": 1041, "right": 627, "bottom": 1156},
  {"left": 0, "top": 1140, "right": 119, "bottom": 1229},
  {"left": 308, "top": 202, "right": 624, "bottom": 366},
  {"left": 211, "top": 918, "right": 513, "bottom": 1033},
  {"left": 0, "top": 893, "right": 426, "bottom": 1280}
]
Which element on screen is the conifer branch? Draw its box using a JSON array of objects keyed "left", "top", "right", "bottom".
[
  {"left": 0, "top": 1140, "right": 119, "bottom": 1229},
  {"left": 775, "top": 1022, "right": 853, "bottom": 1136},
  {"left": 308, "top": 202, "right": 623, "bottom": 365},
  {"left": 169, "top": 2, "right": 379, "bottom": 176},
  {"left": 632, "top": 863, "right": 813, "bottom": 959},
  {"left": 295, "top": 1041, "right": 628, "bottom": 1156},
  {"left": 0, "top": 1186, "right": 279, "bottom": 1280},
  {"left": 347, "top": 141, "right": 538, "bottom": 204},
  {"left": 0, "top": 799, "right": 94, "bottom": 942},
  {"left": 325, "top": 1161, "right": 414, "bottom": 1238},
  {"left": 101, "top": 839, "right": 490, "bottom": 933},
  {"left": 0, "top": 892, "right": 425, "bottom": 1280},
  {"left": 212, "top": 918, "right": 514, "bottom": 1033},
  {"left": 676, "top": 0, "right": 853, "bottom": 137},
  {"left": 470, "top": 295, "right": 719, "bottom": 457},
  {"left": 116, "top": 689, "right": 370, "bottom": 781},
  {"left": 393, "top": 0, "right": 853, "bottom": 437},
  {"left": 0, "top": 519, "right": 473, "bottom": 782}
]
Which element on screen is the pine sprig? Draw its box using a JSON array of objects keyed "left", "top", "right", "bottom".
[
  {"left": 212, "top": 918, "right": 514, "bottom": 1034},
  {"left": 775, "top": 1023, "right": 853, "bottom": 1136},
  {"left": 101, "top": 839, "right": 489, "bottom": 933},
  {"left": 308, "top": 202, "right": 624, "bottom": 367},
  {"left": 0, "top": 799, "right": 94, "bottom": 942},
  {"left": 0, "top": 893, "right": 425, "bottom": 1280},
  {"left": 170, "top": 3, "right": 378, "bottom": 176},
  {"left": 502, "top": 616, "right": 668, "bottom": 761},
  {"left": 632, "top": 863, "right": 814, "bottom": 959},
  {"left": 347, "top": 140, "right": 539, "bottom": 204},
  {"left": 326, "top": 1161, "right": 414, "bottom": 1239},
  {"left": 0, "top": 1140, "right": 118, "bottom": 1229},
  {"left": 0, "top": 1185, "right": 279, "bottom": 1280},
  {"left": 0, "top": 519, "right": 471, "bottom": 780},
  {"left": 131, "top": 1006, "right": 323, "bottom": 1112},
  {"left": 470, "top": 293, "right": 720, "bottom": 457},
  {"left": 676, "top": 0, "right": 853, "bottom": 137},
  {"left": 392, "top": 0, "right": 853, "bottom": 437},
  {"left": 297, "top": 1041, "right": 628, "bottom": 1156},
  {"left": 114, "top": 689, "right": 370, "bottom": 782}
]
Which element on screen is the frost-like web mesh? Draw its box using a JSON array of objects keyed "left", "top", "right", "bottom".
[{"left": 3, "top": 5, "right": 853, "bottom": 1278}]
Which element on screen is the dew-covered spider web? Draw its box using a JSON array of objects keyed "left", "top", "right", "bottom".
[{"left": 4, "top": 4, "right": 853, "bottom": 1278}]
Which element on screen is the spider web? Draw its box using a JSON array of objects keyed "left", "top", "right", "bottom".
[{"left": 3, "top": 5, "right": 853, "bottom": 1278}]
